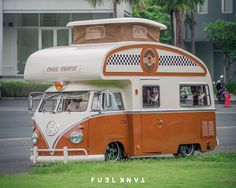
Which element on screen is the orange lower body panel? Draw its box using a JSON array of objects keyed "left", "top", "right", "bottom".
[{"left": 34, "top": 111, "right": 217, "bottom": 157}]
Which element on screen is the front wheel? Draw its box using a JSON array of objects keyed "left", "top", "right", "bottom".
[
  {"left": 105, "top": 142, "right": 122, "bottom": 162},
  {"left": 178, "top": 144, "right": 194, "bottom": 157}
]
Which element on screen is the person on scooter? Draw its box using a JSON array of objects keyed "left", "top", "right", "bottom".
[{"left": 216, "top": 75, "right": 226, "bottom": 103}]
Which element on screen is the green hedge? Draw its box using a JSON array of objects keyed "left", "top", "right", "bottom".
[
  {"left": 0, "top": 81, "right": 49, "bottom": 97},
  {"left": 226, "top": 82, "right": 236, "bottom": 95}
]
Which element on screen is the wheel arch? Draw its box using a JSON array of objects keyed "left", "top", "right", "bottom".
[{"left": 104, "top": 140, "right": 126, "bottom": 157}]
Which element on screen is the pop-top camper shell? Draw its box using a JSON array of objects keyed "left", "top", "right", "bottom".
[{"left": 24, "top": 18, "right": 217, "bottom": 164}]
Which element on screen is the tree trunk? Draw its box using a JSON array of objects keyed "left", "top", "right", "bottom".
[
  {"left": 191, "top": 12, "right": 195, "bottom": 54},
  {"left": 113, "top": 1, "right": 117, "bottom": 18},
  {"left": 224, "top": 54, "right": 230, "bottom": 83},
  {"left": 170, "top": 9, "right": 175, "bottom": 46},
  {"left": 175, "top": 10, "right": 184, "bottom": 48}
]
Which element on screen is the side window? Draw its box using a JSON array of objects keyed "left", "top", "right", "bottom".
[
  {"left": 39, "top": 93, "right": 60, "bottom": 112},
  {"left": 92, "top": 92, "right": 124, "bottom": 111},
  {"left": 143, "top": 86, "right": 160, "bottom": 108},
  {"left": 104, "top": 92, "right": 124, "bottom": 111},
  {"left": 180, "top": 85, "right": 211, "bottom": 107},
  {"left": 39, "top": 99, "right": 57, "bottom": 112},
  {"left": 92, "top": 93, "right": 102, "bottom": 111}
]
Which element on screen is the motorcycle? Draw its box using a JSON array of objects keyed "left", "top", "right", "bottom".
[{"left": 215, "top": 75, "right": 227, "bottom": 103}]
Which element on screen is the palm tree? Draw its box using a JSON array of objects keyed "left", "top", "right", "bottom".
[
  {"left": 155, "top": 0, "right": 204, "bottom": 49},
  {"left": 188, "top": 0, "right": 204, "bottom": 54},
  {"left": 155, "top": 0, "right": 189, "bottom": 48},
  {"left": 88, "top": 0, "right": 144, "bottom": 18},
  {"left": 152, "top": 0, "right": 176, "bottom": 45},
  {"left": 87, "top": 0, "right": 127, "bottom": 18}
]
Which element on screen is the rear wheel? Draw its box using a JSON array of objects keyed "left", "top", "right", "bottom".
[
  {"left": 219, "top": 92, "right": 226, "bottom": 103},
  {"left": 178, "top": 144, "right": 194, "bottom": 157},
  {"left": 105, "top": 142, "right": 122, "bottom": 162}
]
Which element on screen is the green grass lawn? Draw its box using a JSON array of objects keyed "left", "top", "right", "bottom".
[{"left": 0, "top": 153, "right": 236, "bottom": 188}]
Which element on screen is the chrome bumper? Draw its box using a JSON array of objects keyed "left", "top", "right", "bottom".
[
  {"left": 30, "top": 146, "right": 105, "bottom": 164},
  {"left": 216, "top": 136, "right": 220, "bottom": 146}
]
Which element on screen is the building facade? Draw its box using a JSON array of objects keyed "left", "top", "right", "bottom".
[
  {"left": 185, "top": 0, "right": 236, "bottom": 83},
  {"left": 0, "top": 0, "right": 131, "bottom": 77}
]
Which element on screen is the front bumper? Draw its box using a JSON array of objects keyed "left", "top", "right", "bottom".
[{"left": 30, "top": 146, "right": 105, "bottom": 164}]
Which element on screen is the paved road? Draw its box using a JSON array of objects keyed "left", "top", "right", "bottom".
[
  {"left": 215, "top": 103, "right": 236, "bottom": 152},
  {"left": 0, "top": 100, "right": 235, "bottom": 174}
]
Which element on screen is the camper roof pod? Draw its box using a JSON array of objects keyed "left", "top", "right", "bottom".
[{"left": 67, "top": 18, "right": 167, "bottom": 44}]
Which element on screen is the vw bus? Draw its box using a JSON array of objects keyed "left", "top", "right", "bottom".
[{"left": 24, "top": 18, "right": 217, "bottom": 164}]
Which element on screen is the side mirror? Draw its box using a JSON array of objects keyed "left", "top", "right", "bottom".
[{"left": 28, "top": 92, "right": 44, "bottom": 113}]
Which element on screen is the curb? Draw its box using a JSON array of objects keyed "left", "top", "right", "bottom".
[{"left": 0, "top": 97, "right": 28, "bottom": 100}]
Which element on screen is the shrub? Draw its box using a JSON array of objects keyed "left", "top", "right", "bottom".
[
  {"left": 0, "top": 81, "right": 49, "bottom": 97},
  {"left": 226, "top": 82, "right": 236, "bottom": 94}
]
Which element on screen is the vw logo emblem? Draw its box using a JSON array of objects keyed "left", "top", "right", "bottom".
[{"left": 46, "top": 121, "right": 59, "bottom": 136}]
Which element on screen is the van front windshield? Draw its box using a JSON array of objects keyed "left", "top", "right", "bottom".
[{"left": 39, "top": 91, "right": 90, "bottom": 113}]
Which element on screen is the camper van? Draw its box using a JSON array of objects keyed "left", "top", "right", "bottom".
[{"left": 24, "top": 18, "right": 217, "bottom": 164}]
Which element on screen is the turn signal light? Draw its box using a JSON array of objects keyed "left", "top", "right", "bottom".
[
  {"left": 55, "top": 81, "right": 64, "bottom": 91},
  {"left": 32, "top": 124, "right": 36, "bottom": 131}
]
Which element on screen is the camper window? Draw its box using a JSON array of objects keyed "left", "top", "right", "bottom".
[
  {"left": 180, "top": 85, "right": 211, "bottom": 107},
  {"left": 142, "top": 86, "right": 160, "bottom": 108}
]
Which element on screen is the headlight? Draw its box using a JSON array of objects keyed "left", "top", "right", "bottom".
[
  {"left": 32, "top": 132, "right": 38, "bottom": 145},
  {"left": 70, "top": 131, "right": 83, "bottom": 144}
]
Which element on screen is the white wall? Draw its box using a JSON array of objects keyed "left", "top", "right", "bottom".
[{"left": 3, "top": 0, "right": 113, "bottom": 13}]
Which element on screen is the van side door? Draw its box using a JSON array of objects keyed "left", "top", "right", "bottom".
[
  {"left": 141, "top": 80, "right": 164, "bottom": 153},
  {"left": 89, "top": 91, "right": 129, "bottom": 155}
]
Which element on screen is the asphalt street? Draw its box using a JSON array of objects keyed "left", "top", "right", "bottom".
[{"left": 0, "top": 99, "right": 235, "bottom": 174}]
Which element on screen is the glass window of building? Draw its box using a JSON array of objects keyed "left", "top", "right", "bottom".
[
  {"left": 42, "top": 30, "right": 54, "bottom": 49},
  {"left": 93, "top": 13, "right": 113, "bottom": 19},
  {"left": 222, "top": 0, "right": 233, "bottom": 13},
  {"left": 71, "top": 13, "right": 93, "bottom": 21},
  {"left": 198, "top": 0, "right": 208, "bottom": 14},
  {"left": 17, "top": 14, "right": 39, "bottom": 27},
  {"left": 40, "top": 13, "right": 70, "bottom": 27},
  {"left": 57, "top": 29, "right": 69, "bottom": 46},
  {"left": 17, "top": 28, "right": 38, "bottom": 74},
  {"left": 71, "top": 13, "right": 113, "bottom": 21}
]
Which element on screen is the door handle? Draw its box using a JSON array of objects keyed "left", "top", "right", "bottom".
[
  {"left": 156, "top": 119, "right": 163, "bottom": 128},
  {"left": 121, "top": 120, "right": 127, "bottom": 124},
  {"left": 157, "top": 119, "right": 163, "bottom": 124}
]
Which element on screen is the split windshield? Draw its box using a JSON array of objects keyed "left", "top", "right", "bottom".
[{"left": 39, "top": 91, "right": 90, "bottom": 113}]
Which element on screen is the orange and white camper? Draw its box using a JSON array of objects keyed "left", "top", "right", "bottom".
[{"left": 24, "top": 18, "right": 218, "bottom": 164}]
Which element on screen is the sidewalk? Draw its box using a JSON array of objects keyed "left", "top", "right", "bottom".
[{"left": 230, "top": 95, "right": 236, "bottom": 101}]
